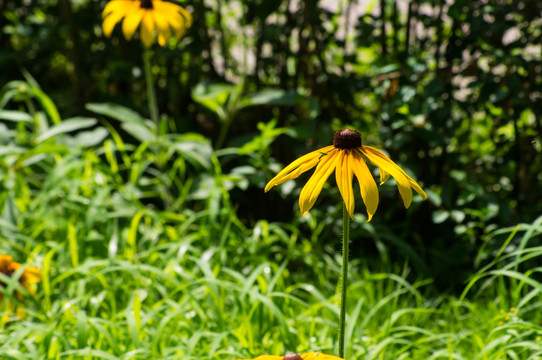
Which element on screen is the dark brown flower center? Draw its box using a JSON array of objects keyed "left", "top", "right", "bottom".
[
  {"left": 283, "top": 354, "right": 302, "bottom": 360},
  {"left": 140, "top": 0, "right": 154, "bottom": 9},
  {"left": 333, "top": 129, "right": 362, "bottom": 149}
]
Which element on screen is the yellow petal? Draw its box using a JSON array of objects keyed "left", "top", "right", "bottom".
[
  {"left": 103, "top": 7, "right": 130, "bottom": 37},
  {"left": 299, "top": 149, "right": 340, "bottom": 216},
  {"left": 335, "top": 151, "right": 355, "bottom": 219},
  {"left": 154, "top": 1, "right": 192, "bottom": 38},
  {"left": 379, "top": 168, "right": 391, "bottom": 184},
  {"left": 122, "top": 8, "right": 144, "bottom": 40},
  {"left": 140, "top": 12, "right": 155, "bottom": 47},
  {"left": 264, "top": 145, "right": 334, "bottom": 192},
  {"left": 159, "top": 1, "right": 193, "bottom": 28},
  {"left": 0, "top": 255, "right": 15, "bottom": 272},
  {"left": 361, "top": 146, "right": 414, "bottom": 208},
  {"left": 102, "top": 0, "right": 133, "bottom": 17},
  {"left": 351, "top": 151, "right": 379, "bottom": 221},
  {"left": 153, "top": 10, "right": 171, "bottom": 46},
  {"left": 364, "top": 146, "right": 426, "bottom": 200},
  {"left": 176, "top": 4, "right": 193, "bottom": 28},
  {"left": 22, "top": 266, "right": 42, "bottom": 284},
  {"left": 166, "top": 11, "right": 187, "bottom": 39}
]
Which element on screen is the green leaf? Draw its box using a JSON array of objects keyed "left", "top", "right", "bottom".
[
  {"left": 0, "top": 110, "right": 32, "bottom": 122},
  {"left": 0, "top": 145, "right": 27, "bottom": 157},
  {"left": 192, "top": 82, "right": 238, "bottom": 115},
  {"left": 66, "top": 127, "right": 109, "bottom": 148},
  {"left": 171, "top": 135, "right": 213, "bottom": 169},
  {"left": 86, "top": 102, "right": 155, "bottom": 142},
  {"left": 240, "top": 89, "right": 296, "bottom": 107},
  {"left": 86, "top": 102, "right": 146, "bottom": 124},
  {"left": 120, "top": 123, "right": 155, "bottom": 143},
  {"left": 36, "top": 117, "right": 97, "bottom": 143},
  {"left": 31, "top": 87, "right": 62, "bottom": 125},
  {"left": 432, "top": 210, "right": 449, "bottom": 224}
]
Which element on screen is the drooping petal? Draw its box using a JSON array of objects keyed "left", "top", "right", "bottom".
[
  {"left": 140, "top": 12, "right": 155, "bottom": 47},
  {"left": 264, "top": 145, "right": 334, "bottom": 192},
  {"left": 361, "top": 146, "right": 420, "bottom": 208},
  {"left": 299, "top": 150, "right": 340, "bottom": 216},
  {"left": 379, "top": 168, "right": 391, "bottom": 184},
  {"left": 153, "top": 9, "right": 171, "bottom": 46},
  {"left": 335, "top": 151, "right": 355, "bottom": 218},
  {"left": 161, "top": 1, "right": 193, "bottom": 28},
  {"left": 103, "top": 5, "right": 132, "bottom": 37},
  {"left": 176, "top": 4, "right": 193, "bottom": 28},
  {"left": 364, "top": 146, "right": 427, "bottom": 200},
  {"left": 122, "top": 8, "right": 145, "bottom": 40},
  {"left": 165, "top": 11, "right": 185, "bottom": 39},
  {"left": 351, "top": 151, "right": 379, "bottom": 221},
  {"left": 154, "top": 1, "right": 192, "bottom": 39},
  {"left": 102, "top": 0, "right": 133, "bottom": 17}
]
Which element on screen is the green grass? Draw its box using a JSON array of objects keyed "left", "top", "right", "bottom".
[{"left": 1, "top": 92, "right": 542, "bottom": 359}]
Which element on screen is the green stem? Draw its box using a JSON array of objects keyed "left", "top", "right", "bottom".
[
  {"left": 215, "top": 114, "right": 232, "bottom": 149},
  {"left": 339, "top": 201, "right": 350, "bottom": 358},
  {"left": 143, "top": 48, "right": 159, "bottom": 127}
]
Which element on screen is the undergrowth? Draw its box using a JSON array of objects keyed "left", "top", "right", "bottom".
[{"left": 1, "top": 82, "right": 542, "bottom": 359}]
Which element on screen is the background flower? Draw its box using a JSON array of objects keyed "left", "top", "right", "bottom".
[
  {"left": 0, "top": 255, "right": 42, "bottom": 296},
  {"left": 102, "top": 0, "right": 192, "bottom": 47}
]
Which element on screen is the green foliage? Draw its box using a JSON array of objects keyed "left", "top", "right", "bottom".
[
  {"left": 2, "top": 0, "right": 542, "bottom": 358},
  {"left": 1, "top": 82, "right": 542, "bottom": 359}
]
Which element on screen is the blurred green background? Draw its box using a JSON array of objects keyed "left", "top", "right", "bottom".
[{"left": 1, "top": 0, "right": 542, "bottom": 358}]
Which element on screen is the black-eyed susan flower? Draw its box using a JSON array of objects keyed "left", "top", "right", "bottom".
[
  {"left": 234, "top": 352, "right": 343, "bottom": 360},
  {"left": 102, "top": 0, "right": 193, "bottom": 47},
  {"left": 265, "top": 129, "right": 427, "bottom": 221},
  {"left": 0, "top": 255, "right": 42, "bottom": 296},
  {"left": 0, "top": 255, "right": 42, "bottom": 321}
]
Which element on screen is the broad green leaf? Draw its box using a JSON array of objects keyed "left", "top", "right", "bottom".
[
  {"left": 36, "top": 117, "right": 97, "bottom": 143},
  {"left": 192, "top": 82, "right": 238, "bottom": 114},
  {"left": 0, "top": 145, "right": 27, "bottom": 156},
  {"left": 86, "top": 102, "right": 155, "bottom": 142},
  {"left": 85, "top": 102, "right": 146, "bottom": 124},
  {"left": 66, "top": 127, "right": 109, "bottom": 148},
  {"left": 0, "top": 110, "right": 32, "bottom": 122},
  {"left": 240, "top": 89, "right": 296, "bottom": 107},
  {"left": 170, "top": 134, "right": 213, "bottom": 169},
  {"left": 120, "top": 123, "right": 155, "bottom": 143}
]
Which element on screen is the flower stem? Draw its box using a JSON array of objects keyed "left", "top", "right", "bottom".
[
  {"left": 339, "top": 201, "right": 350, "bottom": 358},
  {"left": 142, "top": 48, "right": 159, "bottom": 128}
]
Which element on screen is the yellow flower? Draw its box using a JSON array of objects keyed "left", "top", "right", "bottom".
[
  {"left": 0, "top": 255, "right": 42, "bottom": 321},
  {"left": 0, "top": 255, "right": 42, "bottom": 296},
  {"left": 234, "top": 352, "right": 344, "bottom": 360},
  {"left": 265, "top": 129, "right": 427, "bottom": 221},
  {"left": 102, "top": 0, "right": 193, "bottom": 47}
]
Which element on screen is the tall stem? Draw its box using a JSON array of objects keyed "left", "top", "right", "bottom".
[
  {"left": 143, "top": 48, "right": 159, "bottom": 127},
  {"left": 339, "top": 201, "right": 350, "bottom": 358},
  {"left": 215, "top": 114, "right": 232, "bottom": 149}
]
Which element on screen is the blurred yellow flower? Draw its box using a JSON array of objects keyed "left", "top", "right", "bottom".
[
  {"left": 234, "top": 352, "right": 344, "bottom": 360},
  {"left": 0, "top": 255, "right": 42, "bottom": 321},
  {"left": 265, "top": 129, "right": 427, "bottom": 221},
  {"left": 0, "top": 255, "right": 42, "bottom": 295},
  {"left": 102, "top": 0, "right": 193, "bottom": 47}
]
